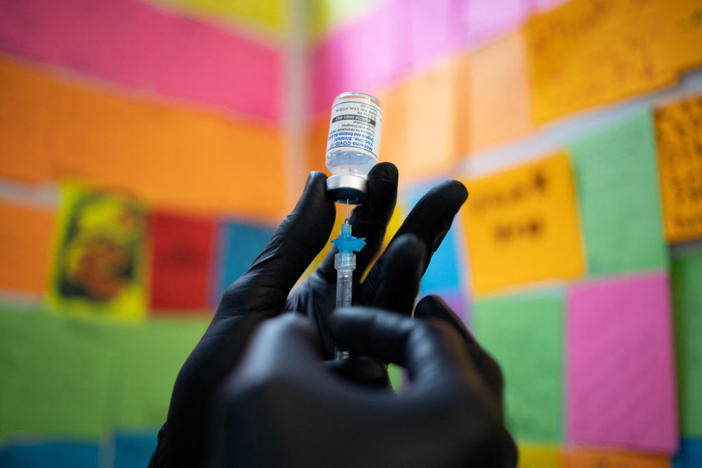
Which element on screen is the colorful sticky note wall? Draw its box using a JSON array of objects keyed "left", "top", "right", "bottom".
[
  {"left": 2, "top": 0, "right": 702, "bottom": 463},
  {"left": 655, "top": 94, "right": 702, "bottom": 243},
  {"left": 567, "top": 273, "right": 677, "bottom": 453},
  {"left": 473, "top": 289, "right": 564, "bottom": 442},
  {"left": 567, "top": 110, "right": 667, "bottom": 275},
  {"left": 461, "top": 152, "right": 584, "bottom": 295}
]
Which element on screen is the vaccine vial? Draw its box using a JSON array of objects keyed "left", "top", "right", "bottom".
[{"left": 325, "top": 92, "right": 383, "bottom": 204}]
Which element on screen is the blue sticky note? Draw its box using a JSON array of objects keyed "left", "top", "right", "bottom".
[
  {"left": 0, "top": 440, "right": 99, "bottom": 468},
  {"left": 674, "top": 438, "right": 702, "bottom": 467},
  {"left": 214, "top": 220, "right": 275, "bottom": 302},
  {"left": 112, "top": 432, "right": 159, "bottom": 468},
  {"left": 403, "top": 183, "right": 465, "bottom": 294}
]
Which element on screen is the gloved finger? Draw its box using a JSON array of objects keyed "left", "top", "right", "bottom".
[
  {"left": 360, "top": 180, "right": 467, "bottom": 304},
  {"left": 328, "top": 307, "right": 472, "bottom": 387},
  {"left": 220, "top": 172, "right": 335, "bottom": 313},
  {"left": 316, "top": 162, "right": 398, "bottom": 284},
  {"left": 228, "top": 314, "right": 324, "bottom": 382},
  {"left": 370, "top": 234, "right": 426, "bottom": 315},
  {"left": 415, "top": 295, "right": 504, "bottom": 400},
  {"left": 322, "top": 357, "right": 390, "bottom": 389}
]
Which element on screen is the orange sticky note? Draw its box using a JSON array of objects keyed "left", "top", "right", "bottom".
[
  {"left": 306, "top": 112, "right": 330, "bottom": 174},
  {"left": 0, "top": 201, "right": 55, "bottom": 293},
  {"left": 380, "top": 59, "right": 460, "bottom": 180},
  {"left": 519, "top": 445, "right": 562, "bottom": 468},
  {"left": 0, "top": 58, "right": 55, "bottom": 182},
  {"left": 0, "top": 56, "right": 285, "bottom": 219},
  {"left": 467, "top": 31, "right": 533, "bottom": 153},
  {"left": 562, "top": 449, "right": 670, "bottom": 468},
  {"left": 526, "top": 0, "right": 702, "bottom": 125},
  {"left": 654, "top": 94, "right": 702, "bottom": 243},
  {"left": 460, "top": 152, "right": 584, "bottom": 295}
]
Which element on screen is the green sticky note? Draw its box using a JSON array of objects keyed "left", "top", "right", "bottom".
[
  {"left": 0, "top": 304, "right": 120, "bottom": 440},
  {"left": 111, "top": 318, "right": 209, "bottom": 429},
  {"left": 567, "top": 109, "right": 667, "bottom": 275},
  {"left": 672, "top": 248, "right": 702, "bottom": 437},
  {"left": 473, "top": 289, "right": 564, "bottom": 443},
  {"left": 387, "top": 363, "right": 404, "bottom": 392}
]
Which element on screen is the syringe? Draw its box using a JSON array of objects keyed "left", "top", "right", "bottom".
[{"left": 331, "top": 201, "right": 365, "bottom": 360}]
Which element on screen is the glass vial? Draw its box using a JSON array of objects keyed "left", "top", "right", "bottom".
[{"left": 325, "top": 92, "right": 383, "bottom": 204}]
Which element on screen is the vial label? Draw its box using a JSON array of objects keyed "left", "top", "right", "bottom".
[{"left": 326, "top": 99, "right": 383, "bottom": 160}]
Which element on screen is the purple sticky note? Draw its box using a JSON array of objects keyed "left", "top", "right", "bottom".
[{"left": 567, "top": 273, "right": 678, "bottom": 453}]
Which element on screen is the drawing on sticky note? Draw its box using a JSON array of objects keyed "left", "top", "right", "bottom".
[
  {"left": 48, "top": 184, "right": 146, "bottom": 319},
  {"left": 655, "top": 94, "right": 702, "bottom": 243},
  {"left": 461, "top": 152, "right": 584, "bottom": 295}
]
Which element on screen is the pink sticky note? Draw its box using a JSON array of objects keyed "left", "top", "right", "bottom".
[
  {"left": 0, "top": 0, "right": 281, "bottom": 120},
  {"left": 567, "top": 273, "right": 678, "bottom": 453},
  {"left": 407, "top": 0, "right": 469, "bottom": 71},
  {"left": 534, "top": 0, "right": 570, "bottom": 12},
  {"left": 309, "top": 0, "right": 411, "bottom": 115},
  {"left": 461, "top": 0, "right": 531, "bottom": 47}
]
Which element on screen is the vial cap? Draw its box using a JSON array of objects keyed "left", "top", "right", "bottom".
[{"left": 326, "top": 174, "right": 368, "bottom": 204}]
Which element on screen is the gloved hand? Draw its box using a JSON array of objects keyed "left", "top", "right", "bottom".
[
  {"left": 149, "top": 166, "right": 467, "bottom": 468},
  {"left": 288, "top": 162, "right": 468, "bottom": 357},
  {"left": 207, "top": 298, "right": 517, "bottom": 468}
]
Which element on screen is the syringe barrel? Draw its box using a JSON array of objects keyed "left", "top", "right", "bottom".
[{"left": 335, "top": 252, "right": 355, "bottom": 309}]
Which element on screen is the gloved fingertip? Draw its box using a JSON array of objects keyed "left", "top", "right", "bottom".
[
  {"left": 304, "top": 171, "right": 329, "bottom": 192},
  {"left": 368, "top": 162, "right": 398, "bottom": 185},
  {"left": 385, "top": 233, "right": 427, "bottom": 269},
  {"left": 441, "top": 179, "right": 469, "bottom": 204},
  {"left": 415, "top": 294, "right": 474, "bottom": 344}
]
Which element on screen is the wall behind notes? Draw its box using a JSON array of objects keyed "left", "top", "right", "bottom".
[{"left": 1, "top": 0, "right": 702, "bottom": 467}]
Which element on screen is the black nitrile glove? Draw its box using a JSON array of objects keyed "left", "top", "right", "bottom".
[
  {"left": 149, "top": 166, "right": 468, "bottom": 468},
  {"left": 208, "top": 303, "right": 517, "bottom": 468},
  {"left": 288, "top": 162, "right": 468, "bottom": 357}
]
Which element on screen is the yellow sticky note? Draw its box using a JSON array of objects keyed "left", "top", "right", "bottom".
[
  {"left": 561, "top": 449, "right": 670, "bottom": 468},
  {"left": 655, "top": 94, "right": 702, "bottom": 243},
  {"left": 153, "top": 0, "right": 286, "bottom": 34},
  {"left": 460, "top": 152, "right": 584, "bottom": 295},
  {"left": 467, "top": 31, "right": 533, "bottom": 153},
  {"left": 526, "top": 0, "right": 702, "bottom": 124},
  {"left": 519, "top": 445, "right": 562, "bottom": 468},
  {"left": 48, "top": 184, "right": 147, "bottom": 320},
  {"left": 0, "top": 201, "right": 55, "bottom": 294}
]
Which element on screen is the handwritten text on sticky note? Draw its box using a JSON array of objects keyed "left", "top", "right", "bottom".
[
  {"left": 526, "top": 0, "right": 702, "bottom": 124},
  {"left": 655, "top": 94, "right": 702, "bottom": 243},
  {"left": 461, "top": 152, "right": 584, "bottom": 295}
]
